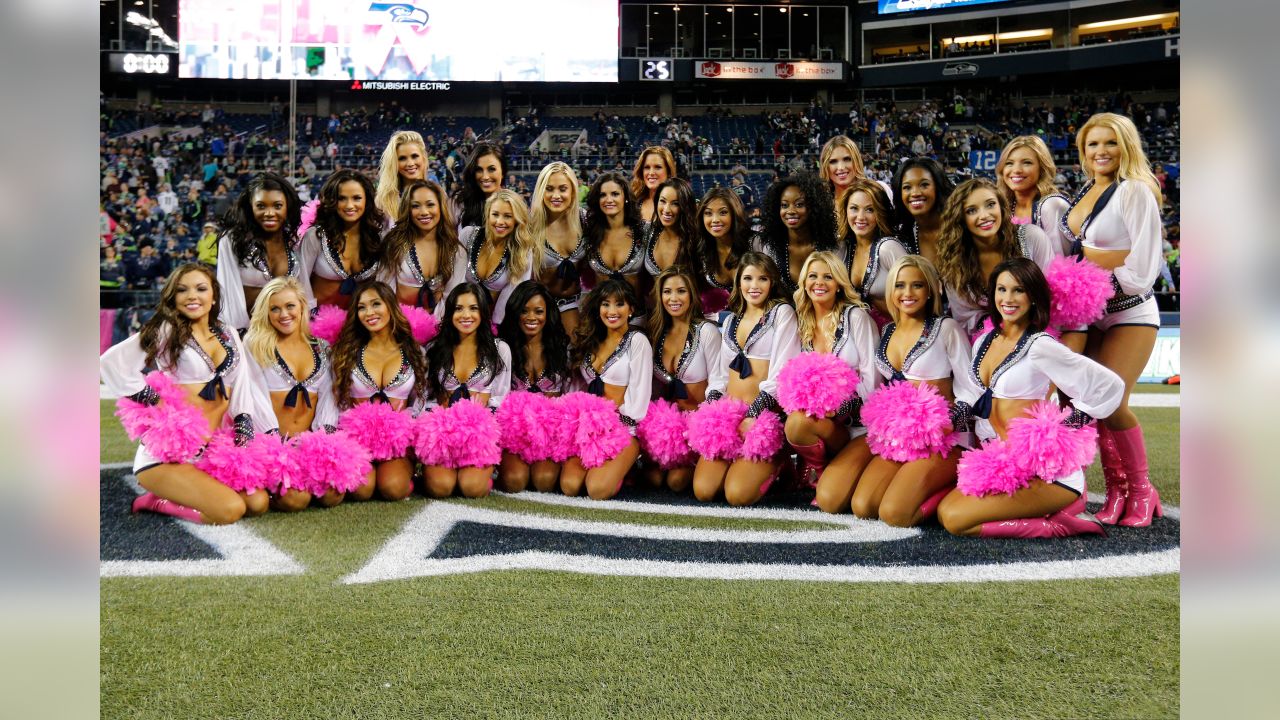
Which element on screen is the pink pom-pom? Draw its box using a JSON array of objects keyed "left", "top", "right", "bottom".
[
  {"left": 862, "top": 380, "right": 954, "bottom": 463},
  {"left": 337, "top": 401, "right": 414, "bottom": 461},
  {"left": 413, "top": 406, "right": 453, "bottom": 467},
  {"left": 310, "top": 304, "right": 347, "bottom": 344},
  {"left": 415, "top": 400, "right": 501, "bottom": 468},
  {"left": 496, "top": 391, "right": 557, "bottom": 464},
  {"left": 777, "top": 352, "right": 859, "bottom": 417},
  {"left": 297, "top": 198, "right": 320, "bottom": 239},
  {"left": 1005, "top": 401, "right": 1098, "bottom": 481},
  {"left": 114, "top": 372, "right": 209, "bottom": 463},
  {"left": 740, "top": 412, "right": 784, "bottom": 462},
  {"left": 687, "top": 397, "right": 748, "bottom": 461},
  {"left": 969, "top": 316, "right": 996, "bottom": 344},
  {"left": 700, "top": 288, "right": 729, "bottom": 317},
  {"left": 400, "top": 303, "right": 440, "bottom": 345},
  {"left": 250, "top": 433, "right": 303, "bottom": 494},
  {"left": 956, "top": 439, "right": 1031, "bottom": 497},
  {"left": 559, "top": 391, "right": 631, "bottom": 469},
  {"left": 1045, "top": 255, "right": 1114, "bottom": 330},
  {"left": 545, "top": 396, "right": 579, "bottom": 464},
  {"left": 194, "top": 431, "right": 273, "bottom": 494},
  {"left": 292, "top": 430, "right": 372, "bottom": 494},
  {"left": 637, "top": 399, "right": 694, "bottom": 469}
]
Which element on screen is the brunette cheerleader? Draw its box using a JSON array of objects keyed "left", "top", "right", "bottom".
[
  {"left": 450, "top": 141, "right": 506, "bottom": 235},
  {"left": 836, "top": 178, "right": 907, "bottom": 327},
  {"left": 760, "top": 173, "right": 838, "bottom": 296},
  {"left": 644, "top": 177, "right": 699, "bottom": 278},
  {"left": 583, "top": 172, "right": 647, "bottom": 302},
  {"left": 302, "top": 170, "right": 391, "bottom": 310},
  {"left": 892, "top": 157, "right": 954, "bottom": 267},
  {"left": 386, "top": 180, "right": 461, "bottom": 311},
  {"left": 215, "top": 172, "right": 309, "bottom": 331},
  {"left": 528, "top": 162, "right": 587, "bottom": 336},
  {"left": 694, "top": 188, "right": 753, "bottom": 319},
  {"left": 445, "top": 188, "right": 539, "bottom": 325}
]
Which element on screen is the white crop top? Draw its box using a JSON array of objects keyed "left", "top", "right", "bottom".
[
  {"left": 1060, "top": 179, "right": 1163, "bottom": 297},
  {"left": 300, "top": 226, "right": 387, "bottom": 298},
  {"left": 215, "top": 234, "right": 314, "bottom": 331},
  {"left": 246, "top": 338, "right": 341, "bottom": 431},
  {"left": 708, "top": 303, "right": 802, "bottom": 415},
  {"left": 349, "top": 345, "right": 421, "bottom": 406},
  {"left": 441, "top": 227, "right": 535, "bottom": 325},
  {"left": 945, "top": 223, "right": 1058, "bottom": 336},
  {"left": 587, "top": 234, "right": 646, "bottom": 280},
  {"left": 651, "top": 321, "right": 722, "bottom": 401},
  {"left": 577, "top": 330, "right": 653, "bottom": 428},
  {"left": 430, "top": 340, "right": 512, "bottom": 409},
  {"left": 842, "top": 236, "right": 908, "bottom": 309},
  {"left": 394, "top": 238, "right": 448, "bottom": 310},
  {"left": 1032, "top": 194, "right": 1071, "bottom": 256},
  {"left": 802, "top": 305, "right": 882, "bottom": 406},
  {"left": 875, "top": 316, "right": 973, "bottom": 386}
]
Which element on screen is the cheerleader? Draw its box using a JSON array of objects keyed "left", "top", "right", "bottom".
[
  {"left": 630, "top": 145, "right": 676, "bottom": 227},
  {"left": 936, "top": 178, "right": 1057, "bottom": 337},
  {"left": 640, "top": 267, "right": 721, "bottom": 493},
  {"left": 446, "top": 188, "right": 539, "bottom": 325},
  {"left": 215, "top": 172, "right": 309, "bottom": 331},
  {"left": 892, "top": 157, "right": 954, "bottom": 267},
  {"left": 694, "top": 188, "right": 752, "bottom": 318},
  {"left": 817, "top": 135, "right": 863, "bottom": 200},
  {"left": 101, "top": 263, "right": 275, "bottom": 524},
  {"left": 938, "top": 258, "right": 1123, "bottom": 537},
  {"left": 385, "top": 180, "right": 460, "bottom": 311},
  {"left": 302, "top": 170, "right": 391, "bottom": 310},
  {"left": 528, "top": 162, "right": 587, "bottom": 337},
  {"left": 374, "top": 130, "right": 427, "bottom": 219},
  {"left": 496, "top": 281, "right": 573, "bottom": 493},
  {"left": 330, "top": 281, "right": 430, "bottom": 501},
  {"left": 583, "top": 172, "right": 647, "bottom": 302},
  {"left": 692, "top": 252, "right": 801, "bottom": 506},
  {"left": 760, "top": 173, "right": 838, "bottom": 296},
  {"left": 420, "top": 283, "right": 511, "bottom": 498},
  {"left": 563, "top": 280, "right": 652, "bottom": 500},
  {"left": 836, "top": 178, "right": 907, "bottom": 326},
  {"left": 644, "top": 177, "right": 699, "bottom": 278},
  {"left": 786, "top": 252, "right": 881, "bottom": 506},
  {"left": 849, "top": 256, "right": 973, "bottom": 526},
  {"left": 1063, "top": 113, "right": 1166, "bottom": 527},
  {"left": 243, "top": 277, "right": 349, "bottom": 511},
  {"left": 450, "top": 142, "right": 506, "bottom": 235}
]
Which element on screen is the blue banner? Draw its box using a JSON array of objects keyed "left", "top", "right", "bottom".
[
  {"left": 878, "top": 0, "right": 1012, "bottom": 15},
  {"left": 969, "top": 150, "right": 999, "bottom": 172}
]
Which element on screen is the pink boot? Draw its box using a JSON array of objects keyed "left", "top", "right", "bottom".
[
  {"left": 979, "top": 495, "right": 1106, "bottom": 538},
  {"left": 790, "top": 440, "right": 827, "bottom": 489},
  {"left": 918, "top": 484, "right": 955, "bottom": 520},
  {"left": 131, "top": 492, "right": 204, "bottom": 523},
  {"left": 1112, "top": 425, "right": 1163, "bottom": 527},
  {"left": 1094, "top": 425, "right": 1128, "bottom": 524}
]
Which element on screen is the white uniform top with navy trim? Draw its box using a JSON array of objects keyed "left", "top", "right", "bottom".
[
  {"left": 707, "top": 302, "right": 803, "bottom": 416},
  {"left": 874, "top": 316, "right": 973, "bottom": 385},
  {"left": 441, "top": 227, "right": 536, "bottom": 325},
  {"left": 393, "top": 238, "right": 447, "bottom": 310},
  {"left": 944, "top": 223, "right": 1058, "bottom": 337},
  {"left": 300, "top": 226, "right": 388, "bottom": 289},
  {"left": 245, "top": 337, "right": 341, "bottom": 431},
  {"left": 1032, "top": 194, "right": 1071, "bottom": 256},
  {"left": 1060, "top": 180, "right": 1163, "bottom": 297},
  {"left": 651, "top": 321, "right": 722, "bottom": 401},
  {"left": 576, "top": 330, "right": 653, "bottom": 429},
  {"left": 425, "top": 339, "right": 512, "bottom": 410},
  {"left": 586, "top": 233, "right": 646, "bottom": 281},
  {"left": 215, "top": 234, "right": 314, "bottom": 331},
  {"left": 840, "top": 236, "right": 908, "bottom": 310}
]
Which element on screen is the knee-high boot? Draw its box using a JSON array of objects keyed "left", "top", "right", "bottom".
[
  {"left": 1111, "top": 425, "right": 1163, "bottom": 527},
  {"left": 1094, "top": 425, "right": 1129, "bottom": 525}
]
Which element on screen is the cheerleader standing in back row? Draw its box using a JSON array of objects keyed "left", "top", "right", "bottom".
[
  {"left": 450, "top": 142, "right": 506, "bottom": 237},
  {"left": 694, "top": 188, "right": 753, "bottom": 318},
  {"left": 215, "top": 172, "right": 309, "bottom": 331},
  {"left": 836, "top": 178, "right": 907, "bottom": 327},
  {"left": 386, "top": 180, "right": 460, "bottom": 311},
  {"left": 374, "top": 130, "right": 427, "bottom": 219},
  {"left": 892, "top": 157, "right": 954, "bottom": 268},
  {"left": 302, "top": 170, "right": 391, "bottom": 310},
  {"left": 760, "top": 173, "right": 838, "bottom": 296},
  {"left": 642, "top": 267, "right": 721, "bottom": 493},
  {"left": 1062, "top": 112, "right": 1166, "bottom": 527},
  {"left": 496, "top": 281, "right": 574, "bottom": 493},
  {"left": 101, "top": 263, "right": 275, "bottom": 524},
  {"left": 564, "top": 280, "right": 653, "bottom": 500},
  {"left": 693, "top": 252, "right": 801, "bottom": 506},
  {"left": 445, "top": 188, "right": 539, "bottom": 325},
  {"left": 645, "top": 177, "right": 699, "bottom": 279},
  {"left": 583, "top": 172, "right": 647, "bottom": 303},
  {"left": 529, "top": 162, "right": 587, "bottom": 337},
  {"left": 631, "top": 145, "right": 676, "bottom": 228}
]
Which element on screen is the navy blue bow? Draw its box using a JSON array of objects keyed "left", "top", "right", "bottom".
[
  {"left": 417, "top": 285, "right": 436, "bottom": 311},
  {"left": 284, "top": 383, "right": 312, "bottom": 409},
  {"left": 449, "top": 385, "right": 471, "bottom": 404},
  {"left": 729, "top": 352, "right": 752, "bottom": 379},
  {"left": 608, "top": 271, "right": 626, "bottom": 284},
  {"left": 1069, "top": 239, "right": 1084, "bottom": 257},
  {"left": 526, "top": 382, "right": 542, "bottom": 394},
  {"left": 665, "top": 378, "right": 689, "bottom": 401},
  {"left": 198, "top": 374, "right": 226, "bottom": 401},
  {"left": 370, "top": 390, "right": 391, "bottom": 405},
  {"left": 587, "top": 376, "right": 605, "bottom": 396},
  {"left": 972, "top": 388, "right": 993, "bottom": 420},
  {"left": 891, "top": 369, "right": 908, "bottom": 383},
  {"left": 556, "top": 259, "right": 579, "bottom": 282},
  {"left": 339, "top": 276, "right": 357, "bottom": 296}
]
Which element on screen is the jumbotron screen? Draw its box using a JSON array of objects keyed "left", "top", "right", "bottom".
[
  {"left": 878, "top": 0, "right": 1014, "bottom": 14},
  {"left": 177, "top": 0, "right": 619, "bottom": 82}
]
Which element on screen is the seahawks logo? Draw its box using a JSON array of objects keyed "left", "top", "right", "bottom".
[{"left": 368, "top": 2, "right": 429, "bottom": 28}]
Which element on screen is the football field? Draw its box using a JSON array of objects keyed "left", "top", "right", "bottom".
[{"left": 100, "top": 390, "right": 1180, "bottom": 719}]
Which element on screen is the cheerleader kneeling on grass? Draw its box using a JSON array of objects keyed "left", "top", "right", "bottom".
[
  {"left": 102, "top": 263, "right": 277, "bottom": 524},
  {"left": 849, "top": 255, "right": 974, "bottom": 525},
  {"left": 414, "top": 283, "right": 510, "bottom": 499},
  {"left": 936, "top": 258, "right": 1124, "bottom": 538},
  {"left": 690, "top": 252, "right": 801, "bottom": 506}
]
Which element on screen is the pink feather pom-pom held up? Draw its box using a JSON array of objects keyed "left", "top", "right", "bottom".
[
  {"left": 337, "top": 401, "right": 415, "bottom": 461},
  {"left": 496, "top": 391, "right": 557, "bottom": 464},
  {"left": 297, "top": 198, "right": 320, "bottom": 238},
  {"left": 559, "top": 391, "right": 631, "bottom": 469},
  {"left": 862, "top": 380, "right": 954, "bottom": 463},
  {"left": 1044, "top": 255, "right": 1114, "bottom": 330},
  {"left": 687, "top": 397, "right": 748, "bottom": 461},
  {"left": 1005, "top": 401, "right": 1098, "bottom": 481},
  {"left": 637, "top": 399, "right": 694, "bottom": 469},
  {"left": 740, "top": 412, "right": 784, "bottom": 462},
  {"left": 399, "top": 304, "right": 440, "bottom": 345},
  {"left": 956, "top": 439, "right": 1030, "bottom": 497},
  {"left": 309, "top": 304, "right": 346, "bottom": 344},
  {"left": 777, "top": 352, "right": 859, "bottom": 417},
  {"left": 292, "top": 430, "right": 372, "bottom": 494}
]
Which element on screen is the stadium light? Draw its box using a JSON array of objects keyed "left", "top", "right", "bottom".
[{"left": 1078, "top": 13, "right": 1177, "bottom": 31}]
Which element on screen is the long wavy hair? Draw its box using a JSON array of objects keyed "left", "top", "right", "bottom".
[
  {"left": 986, "top": 257, "right": 1051, "bottom": 334},
  {"left": 649, "top": 178, "right": 699, "bottom": 269},
  {"left": 727, "top": 251, "right": 788, "bottom": 317},
  {"left": 937, "top": 178, "right": 1021, "bottom": 307},
  {"left": 375, "top": 130, "right": 426, "bottom": 219},
  {"left": 818, "top": 135, "right": 866, "bottom": 194},
  {"left": 995, "top": 135, "right": 1059, "bottom": 208},
  {"left": 762, "top": 172, "right": 838, "bottom": 267},
  {"left": 245, "top": 276, "right": 312, "bottom": 368},
  {"left": 481, "top": 189, "right": 537, "bottom": 279},
  {"left": 527, "top": 161, "right": 582, "bottom": 250},
  {"left": 571, "top": 279, "right": 639, "bottom": 369},
  {"left": 315, "top": 169, "right": 389, "bottom": 272},
  {"left": 695, "top": 188, "right": 751, "bottom": 285},
  {"left": 793, "top": 250, "right": 864, "bottom": 349},
  {"left": 382, "top": 180, "right": 459, "bottom": 293},
  {"left": 453, "top": 142, "right": 507, "bottom": 228},
  {"left": 583, "top": 172, "right": 644, "bottom": 256},
  {"left": 331, "top": 281, "right": 428, "bottom": 408},
  {"left": 891, "top": 157, "right": 954, "bottom": 234},
  {"left": 498, "top": 280, "right": 571, "bottom": 389},
  {"left": 836, "top": 178, "right": 895, "bottom": 247},
  {"left": 629, "top": 145, "right": 676, "bottom": 204},
  {"left": 646, "top": 265, "right": 705, "bottom": 341},
  {"left": 885, "top": 254, "right": 945, "bottom": 325},
  {"left": 219, "top": 172, "right": 302, "bottom": 266},
  {"left": 1076, "top": 112, "right": 1163, "bottom": 203},
  {"left": 425, "top": 282, "right": 504, "bottom": 403},
  {"left": 139, "top": 263, "right": 223, "bottom": 370}
]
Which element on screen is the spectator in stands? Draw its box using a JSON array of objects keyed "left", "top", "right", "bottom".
[
  {"left": 630, "top": 146, "right": 676, "bottom": 229},
  {"left": 450, "top": 141, "right": 507, "bottom": 234},
  {"left": 127, "top": 242, "right": 169, "bottom": 289},
  {"left": 197, "top": 222, "right": 218, "bottom": 266},
  {"left": 761, "top": 173, "right": 838, "bottom": 296},
  {"left": 101, "top": 246, "right": 126, "bottom": 289},
  {"left": 374, "top": 130, "right": 427, "bottom": 220},
  {"left": 730, "top": 173, "right": 755, "bottom": 211},
  {"left": 216, "top": 172, "right": 307, "bottom": 330}
]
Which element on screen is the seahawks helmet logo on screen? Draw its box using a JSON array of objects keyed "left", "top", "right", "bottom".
[{"left": 369, "top": 2, "right": 429, "bottom": 28}]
